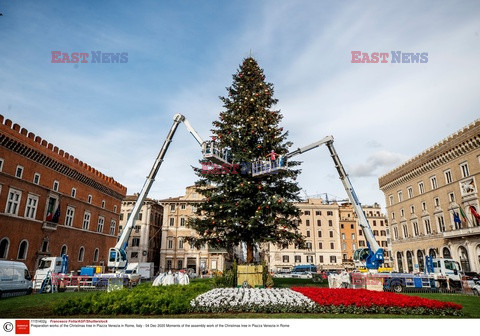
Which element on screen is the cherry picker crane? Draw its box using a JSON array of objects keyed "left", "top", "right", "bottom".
[
  {"left": 251, "top": 135, "right": 385, "bottom": 270},
  {"left": 108, "top": 114, "right": 224, "bottom": 271}
]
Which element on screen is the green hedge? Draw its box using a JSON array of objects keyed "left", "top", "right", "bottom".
[{"left": 53, "top": 282, "right": 213, "bottom": 316}]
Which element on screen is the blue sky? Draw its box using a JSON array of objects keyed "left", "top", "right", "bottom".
[{"left": 1, "top": 0, "right": 479, "bottom": 210}]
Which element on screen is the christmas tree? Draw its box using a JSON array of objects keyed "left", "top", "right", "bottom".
[{"left": 187, "top": 57, "right": 305, "bottom": 263}]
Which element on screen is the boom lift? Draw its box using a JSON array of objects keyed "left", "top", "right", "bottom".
[
  {"left": 108, "top": 114, "right": 220, "bottom": 271},
  {"left": 252, "top": 135, "right": 384, "bottom": 270}
]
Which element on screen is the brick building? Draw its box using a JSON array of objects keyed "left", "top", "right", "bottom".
[
  {"left": 0, "top": 115, "right": 127, "bottom": 273},
  {"left": 379, "top": 119, "right": 480, "bottom": 273}
]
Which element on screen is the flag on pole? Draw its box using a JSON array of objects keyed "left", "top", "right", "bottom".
[
  {"left": 459, "top": 207, "right": 468, "bottom": 223},
  {"left": 470, "top": 206, "right": 480, "bottom": 222},
  {"left": 52, "top": 203, "right": 61, "bottom": 223},
  {"left": 453, "top": 212, "right": 461, "bottom": 224}
]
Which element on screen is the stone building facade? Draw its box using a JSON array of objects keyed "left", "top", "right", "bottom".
[
  {"left": 0, "top": 115, "right": 126, "bottom": 273},
  {"left": 338, "top": 202, "right": 392, "bottom": 268},
  {"left": 379, "top": 119, "right": 480, "bottom": 273},
  {"left": 158, "top": 186, "right": 227, "bottom": 275},
  {"left": 119, "top": 195, "right": 163, "bottom": 274}
]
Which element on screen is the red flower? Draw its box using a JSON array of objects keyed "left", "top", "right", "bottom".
[{"left": 291, "top": 287, "right": 462, "bottom": 311}]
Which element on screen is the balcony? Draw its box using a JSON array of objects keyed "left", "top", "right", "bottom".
[
  {"left": 443, "top": 226, "right": 480, "bottom": 239},
  {"left": 42, "top": 221, "right": 58, "bottom": 231}
]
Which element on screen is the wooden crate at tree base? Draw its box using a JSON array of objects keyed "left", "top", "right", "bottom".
[{"left": 237, "top": 264, "right": 263, "bottom": 287}]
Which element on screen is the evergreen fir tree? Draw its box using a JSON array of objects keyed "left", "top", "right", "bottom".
[{"left": 187, "top": 57, "right": 305, "bottom": 263}]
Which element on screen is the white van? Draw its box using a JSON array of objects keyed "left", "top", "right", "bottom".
[{"left": 0, "top": 261, "right": 33, "bottom": 298}]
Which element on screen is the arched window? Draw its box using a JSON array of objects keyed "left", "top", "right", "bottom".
[
  {"left": 417, "top": 250, "right": 425, "bottom": 272},
  {"left": 17, "top": 240, "right": 28, "bottom": 260},
  {"left": 0, "top": 238, "right": 9, "bottom": 259},
  {"left": 78, "top": 247, "right": 85, "bottom": 262},
  {"left": 406, "top": 251, "right": 413, "bottom": 273},
  {"left": 60, "top": 245, "right": 67, "bottom": 257},
  {"left": 428, "top": 248, "right": 436, "bottom": 258},
  {"left": 442, "top": 247, "right": 451, "bottom": 259},
  {"left": 397, "top": 251, "right": 404, "bottom": 273},
  {"left": 458, "top": 246, "right": 471, "bottom": 272},
  {"left": 93, "top": 248, "right": 99, "bottom": 262}
]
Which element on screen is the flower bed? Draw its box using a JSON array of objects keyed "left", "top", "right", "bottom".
[
  {"left": 292, "top": 287, "right": 463, "bottom": 316},
  {"left": 190, "top": 288, "right": 316, "bottom": 313}
]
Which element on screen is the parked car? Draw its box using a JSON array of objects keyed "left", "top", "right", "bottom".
[
  {"left": 464, "top": 272, "right": 480, "bottom": 281},
  {"left": 471, "top": 280, "right": 480, "bottom": 296}
]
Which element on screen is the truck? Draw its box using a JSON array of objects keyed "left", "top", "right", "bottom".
[
  {"left": 125, "top": 262, "right": 154, "bottom": 280},
  {"left": 0, "top": 260, "right": 33, "bottom": 298},
  {"left": 33, "top": 255, "right": 68, "bottom": 291}
]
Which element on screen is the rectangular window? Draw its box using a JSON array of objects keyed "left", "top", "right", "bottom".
[
  {"left": 168, "top": 240, "right": 173, "bottom": 249},
  {"left": 16, "top": 165, "right": 24, "bottom": 178},
  {"left": 424, "top": 218, "right": 431, "bottom": 234},
  {"left": 317, "top": 219, "right": 321, "bottom": 226},
  {"left": 341, "top": 233, "right": 345, "bottom": 240},
  {"left": 88, "top": 195, "right": 92, "bottom": 204},
  {"left": 304, "top": 210, "right": 310, "bottom": 215},
  {"left": 330, "top": 256, "right": 337, "bottom": 263},
  {"left": 430, "top": 176, "right": 438, "bottom": 190},
  {"left": 305, "top": 219, "right": 310, "bottom": 226},
  {"left": 132, "top": 237, "right": 140, "bottom": 247},
  {"left": 328, "top": 220, "right": 333, "bottom": 226},
  {"left": 282, "top": 255, "right": 289, "bottom": 263},
  {"left": 330, "top": 242, "right": 334, "bottom": 249},
  {"left": 71, "top": 188, "right": 76, "bottom": 198},
  {"left": 434, "top": 197, "right": 440, "bottom": 207},
  {"left": 306, "top": 255, "right": 313, "bottom": 263},
  {"left": 460, "top": 162, "right": 469, "bottom": 178},
  {"left": 319, "top": 255, "right": 324, "bottom": 263},
  {"left": 169, "top": 218, "right": 175, "bottom": 227},
  {"left": 179, "top": 239, "right": 184, "bottom": 249},
  {"left": 318, "top": 242, "right": 323, "bottom": 249},
  {"left": 389, "top": 195, "right": 394, "bottom": 205},
  {"left": 53, "top": 180, "right": 59, "bottom": 192},
  {"left": 170, "top": 204, "right": 175, "bottom": 212},
  {"left": 397, "top": 191, "right": 403, "bottom": 202},
  {"left": 410, "top": 205, "right": 415, "bottom": 214},
  {"left": 327, "top": 211, "right": 333, "bottom": 216},
  {"left": 438, "top": 215, "right": 446, "bottom": 232},
  {"left": 110, "top": 220, "right": 116, "bottom": 235},
  {"left": 65, "top": 206, "right": 75, "bottom": 226},
  {"left": 97, "top": 216, "right": 105, "bottom": 233},
  {"left": 444, "top": 170, "right": 453, "bottom": 184},
  {"left": 449, "top": 192, "right": 455, "bottom": 202},
  {"left": 315, "top": 211, "right": 321, "bottom": 216},
  {"left": 33, "top": 173, "right": 41, "bottom": 185},
  {"left": 306, "top": 231, "right": 310, "bottom": 237},
  {"left": 24, "top": 194, "right": 39, "bottom": 219},
  {"left": 359, "top": 240, "right": 365, "bottom": 247},
  {"left": 113, "top": 205, "right": 118, "bottom": 213},
  {"left": 306, "top": 242, "right": 312, "bottom": 250},
  {"left": 6, "top": 188, "right": 22, "bottom": 215},
  {"left": 422, "top": 202, "right": 426, "bottom": 211},
  {"left": 418, "top": 182, "right": 425, "bottom": 194},
  {"left": 180, "top": 218, "right": 186, "bottom": 226},
  {"left": 317, "top": 231, "right": 322, "bottom": 238},
  {"left": 177, "top": 260, "right": 183, "bottom": 270},
  {"left": 351, "top": 233, "right": 355, "bottom": 240},
  {"left": 407, "top": 187, "right": 413, "bottom": 198},
  {"left": 101, "top": 200, "right": 106, "bottom": 209},
  {"left": 130, "top": 252, "right": 138, "bottom": 259},
  {"left": 0, "top": 158, "right": 3, "bottom": 171},
  {"left": 82, "top": 212, "right": 91, "bottom": 230},
  {"left": 329, "top": 231, "right": 334, "bottom": 238},
  {"left": 181, "top": 204, "right": 186, "bottom": 210},
  {"left": 294, "top": 255, "right": 301, "bottom": 263}
]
